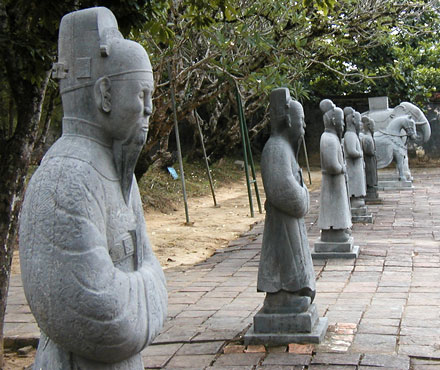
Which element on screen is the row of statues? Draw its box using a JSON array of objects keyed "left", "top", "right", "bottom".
[
  {"left": 246, "top": 93, "right": 384, "bottom": 344},
  {"left": 18, "top": 6, "right": 431, "bottom": 366}
]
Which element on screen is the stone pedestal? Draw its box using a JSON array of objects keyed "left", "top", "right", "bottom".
[
  {"left": 365, "top": 186, "right": 382, "bottom": 204},
  {"left": 377, "top": 179, "right": 413, "bottom": 190},
  {"left": 244, "top": 304, "right": 328, "bottom": 345},
  {"left": 351, "top": 206, "right": 373, "bottom": 223},
  {"left": 312, "top": 236, "right": 359, "bottom": 259},
  {"left": 350, "top": 197, "right": 373, "bottom": 223}
]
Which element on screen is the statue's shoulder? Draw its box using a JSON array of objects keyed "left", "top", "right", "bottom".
[
  {"left": 43, "top": 136, "right": 118, "bottom": 181},
  {"left": 262, "top": 137, "right": 293, "bottom": 163},
  {"left": 321, "top": 131, "right": 339, "bottom": 147}
]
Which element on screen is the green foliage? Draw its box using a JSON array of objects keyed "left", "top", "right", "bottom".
[{"left": 138, "top": 156, "right": 247, "bottom": 211}]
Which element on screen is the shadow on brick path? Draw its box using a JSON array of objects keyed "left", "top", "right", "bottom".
[{"left": 5, "top": 168, "right": 440, "bottom": 369}]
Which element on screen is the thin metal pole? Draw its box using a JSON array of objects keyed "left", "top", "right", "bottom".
[
  {"left": 168, "top": 61, "right": 190, "bottom": 225},
  {"left": 302, "top": 137, "right": 312, "bottom": 185},
  {"left": 194, "top": 110, "right": 217, "bottom": 207},
  {"left": 238, "top": 92, "right": 262, "bottom": 214},
  {"left": 235, "top": 86, "right": 254, "bottom": 217}
]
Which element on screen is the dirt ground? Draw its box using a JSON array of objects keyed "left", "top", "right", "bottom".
[
  {"left": 4, "top": 170, "right": 322, "bottom": 369},
  {"left": 148, "top": 170, "right": 321, "bottom": 270}
]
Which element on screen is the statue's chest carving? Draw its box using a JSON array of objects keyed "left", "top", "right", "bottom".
[{"left": 106, "top": 189, "right": 140, "bottom": 271}]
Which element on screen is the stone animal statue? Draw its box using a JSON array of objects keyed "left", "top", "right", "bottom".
[
  {"left": 374, "top": 116, "right": 417, "bottom": 181},
  {"left": 19, "top": 7, "right": 167, "bottom": 369},
  {"left": 362, "top": 98, "right": 430, "bottom": 179}
]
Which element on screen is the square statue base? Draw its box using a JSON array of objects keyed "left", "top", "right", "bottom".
[
  {"left": 365, "top": 196, "right": 382, "bottom": 205},
  {"left": 377, "top": 179, "right": 413, "bottom": 190},
  {"left": 351, "top": 205, "right": 373, "bottom": 223},
  {"left": 365, "top": 187, "right": 381, "bottom": 204},
  {"left": 351, "top": 206, "right": 367, "bottom": 216},
  {"left": 312, "top": 237, "right": 359, "bottom": 259},
  {"left": 352, "top": 214, "right": 373, "bottom": 223},
  {"left": 244, "top": 304, "right": 328, "bottom": 345}
]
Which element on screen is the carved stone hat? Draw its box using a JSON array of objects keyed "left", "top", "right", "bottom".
[{"left": 53, "top": 7, "right": 152, "bottom": 95}]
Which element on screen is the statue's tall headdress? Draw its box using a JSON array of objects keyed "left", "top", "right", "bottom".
[{"left": 53, "top": 7, "right": 152, "bottom": 95}]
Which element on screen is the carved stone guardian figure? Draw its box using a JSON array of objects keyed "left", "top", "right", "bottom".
[
  {"left": 361, "top": 115, "right": 381, "bottom": 203},
  {"left": 19, "top": 8, "right": 167, "bottom": 369},
  {"left": 245, "top": 88, "right": 327, "bottom": 345},
  {"left": 362, "top": 97, "right": 422, "bottom": 189},
  {"left": 312, "top": 99, "right": 359, "bottom": 259},
  {"left": 343, "top": 108, "right": 372, "bottom": 223}
]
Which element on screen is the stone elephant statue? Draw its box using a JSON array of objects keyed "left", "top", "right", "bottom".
[{"left": 362, "top": 99, "right": 431, "bottom": 180}]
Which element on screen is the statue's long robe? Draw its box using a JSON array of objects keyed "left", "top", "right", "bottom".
[
  {"left": 343, "top": 131, "right": 366, "bottom": 197},
  {"left": 257, "top": 136, "right": 315, "bottom": 295},
  {"left": 361, "top": 132, "right": 378, "bottom": 187},
  {"left": 318, "top": 131, "right": 352, "bottom": 230},
  {"left": 19, "top": 131, "right": 167, "bottom": 370}
]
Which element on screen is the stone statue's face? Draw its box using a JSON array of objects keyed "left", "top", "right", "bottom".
[
  {"left": 345, "top": 112, "right": 354, "bottom": 127},
  {"left": 287, "top": 100, "right": 305, "bottom": 146},
  {"left": 334, "top": 108, "right": 344, "bottom": 137},
  {"left": 353, "top": 113, "right": 361, "bottom": 133},
  {"left": 107, "top": 72, "right": 154, "bottom": 144}
]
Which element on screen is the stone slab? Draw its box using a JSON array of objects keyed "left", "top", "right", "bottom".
[
  {"left": 352, "top": 214, "right": 373, "bottom": 223},
  {"left": 311, "top": 245, "right": 360, "bottom": 260},
  {"left": 377, "top": 180, "right": 413, "bottom": 190},
  {"left": 314, "top": 237, "right": 354, "bottom": 253},
  {"left": 365, "top": 198, "right": 383, "bottom": 205},
  {"left": 351, "top": 206, "right": 367, "bottom": 216},
  {"left": 244, "top": 317, "right": 328, "bottom": 345},
  {"left": 253, "top": 304, "right": 318, "bottom": 333}
]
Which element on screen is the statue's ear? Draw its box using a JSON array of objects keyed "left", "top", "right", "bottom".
[
  {"left": 393, "top": 105, "right": 406, "bottom": 117},
  {"left": 285, "top": 114, "right": 292, "bottom": 128},
  {"left": 94, "top": 77, "right": 111, "bottom": 113}
]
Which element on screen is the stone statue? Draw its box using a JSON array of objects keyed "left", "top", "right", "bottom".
[
  {"left": 19, "top": 7, "right": 167, "bottom": 369},
  {"left": 343, "top": 107, "right": 366, "bottom": 201},
  {"left": 362, "top": 97, "right": 430, "bottom": 184},
  {"left": 245, "top": 88, "right": 327, "bottom": 345},
  {"left": 317, "top": 100, "right": 351, "bottom": 237},
  {"left": 313, "top": 99, "right": 359, "bottom": 258},
  {"left": 347, "top": 110, "right": 373, "bottom": 222},
  {"left": 361, "top": 115, "right": 380, "bottom": 202},
  {"left": 257, "top": 87, "right": 315, "bottom": 307}
]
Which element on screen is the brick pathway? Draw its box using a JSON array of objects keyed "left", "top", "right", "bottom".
[{"left": 5, "top": 167, "right": 440, "bottom": 369}]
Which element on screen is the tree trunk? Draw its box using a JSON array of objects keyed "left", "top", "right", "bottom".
[{"left": 0, "top": 72, "right": 50, "bottom": 367}]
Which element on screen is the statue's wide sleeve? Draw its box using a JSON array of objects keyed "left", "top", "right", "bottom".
[
  {"left": 321, "top": 135, "right": 344, "bottom": 175},
  {"left": 361, "top": 136, "right": 375, "bottom": 156},
  {"left": 344, "top": 132, "right": 362, "bottom": 159},
  {"left": 19, "top": 158, "right": 167, "bottom": 364},
  {"left": 261, "top": 141, "right": 309, "bottom": 218}
]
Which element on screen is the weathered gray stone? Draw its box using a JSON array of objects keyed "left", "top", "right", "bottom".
[
  {"left": 363, "top": 97, "right": 429, "bottom": 181},
  {"left": 253, "top": 304, "right": 319, "bottom": 333},
  {"left": 247, "top": 88, "right": 326, "bottom": 344},
  {"left": 257, "top": 88, "right": 315, "bottom": 298},
  {"left": 343, "top": 107, "right": 366, "bottom": 199},
  {"left": 344, "top": 109, "right": 373, "bottom": 223},
  {"left": 315, "top": 100, "right": 358, "bottom": 259},
  {"left": 314, "top": 237, "right": 354, "bottom": 253},
  {"left": 360, "top": 115, "right": 381, "bottom": 203},
  {"left": 311, "top": 245, "right": 360, "bottom": 260},
  {"left": 245, "top": 317, "right": 328, "bottom": 346},
  {"left": 18, "top": 7, "right": 167, "bottom": 369},
  {"left": 317, "top": 100, "right": 352, "bottom": 232}
]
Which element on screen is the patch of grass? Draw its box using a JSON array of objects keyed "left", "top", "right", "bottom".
[{"left": 138, "top": 157, "right": 253, "bottom": 212}]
